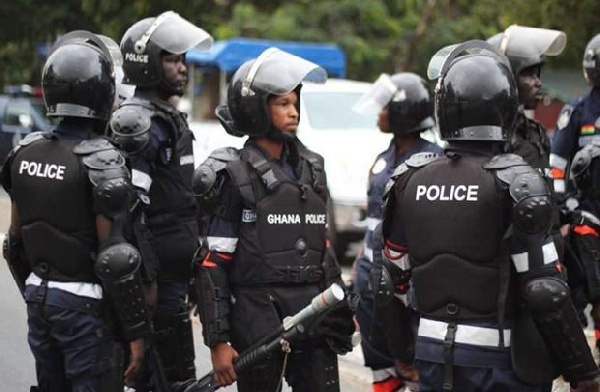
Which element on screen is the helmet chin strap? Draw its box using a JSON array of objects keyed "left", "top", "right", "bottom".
[{"left": 266, "top": 127, "right": 296, "bottom": 141}]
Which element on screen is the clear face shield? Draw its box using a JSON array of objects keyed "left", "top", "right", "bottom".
[
  {"left": 497, "top": 25, "right": 566, "bottom": 59},
  {"left": 352, "top": 73, "right": 399, "bottom": 115},
  {"left": 427, "top": 40, "right": 512, "bottom": 81},
  {"left": 134, "top": 10, "right": 213, "bottom": 55},
  {"left": 241, "top": 47, "right": 327, "bottom": 97}
]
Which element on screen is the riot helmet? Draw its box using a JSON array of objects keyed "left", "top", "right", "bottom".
[
  {"left": 487, "top": 25, "right": 566, "bottom": 78},
  {"left": 120, "top": 11, "right": 212, "bottom": 95},
  {"left": 570, "top": 140, "right": 600, "bottom": 198},
  {"left": 215, "top": 47, "right": 327, "bottom": 139},
  {"left": 427, "top": 40, "right": 518, "bottom": 142},
  {"left": 42, "top": 30, "right": 116, "bottom": 121},
  {"left": 583, "top": 33, "right": 600, "bottom": 87},
  {"left": 353, "top": 72, "right": 434, "bottom": 135}
]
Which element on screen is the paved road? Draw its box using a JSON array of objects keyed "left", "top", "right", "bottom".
[{"left": 0, "top": 193, "right": 371, "bottom": 391}]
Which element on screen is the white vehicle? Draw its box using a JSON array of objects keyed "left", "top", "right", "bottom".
[{"left": 191, "top": 79, "right": 393, "bottom": 256}]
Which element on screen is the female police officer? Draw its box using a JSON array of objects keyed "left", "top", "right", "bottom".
[{"left": 193, "top": 48, "right": 355, "bottom": 392}]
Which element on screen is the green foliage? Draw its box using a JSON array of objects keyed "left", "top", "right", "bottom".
[{"left": 0, "top": 0, "right": 599, "bottom": 87}]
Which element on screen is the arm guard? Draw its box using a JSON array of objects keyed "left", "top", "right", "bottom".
[
  {"left": 522, "top": 277, "right": 599, "bottom": 382},
  {"left": 195, "top": 251, "right": 232, "bottom": 348},
  {"left": 95, "top": 242, "right": 149, "bottom": 340},
  {"left": 3, "top": 228, "right": 30, "bottom": 295}
]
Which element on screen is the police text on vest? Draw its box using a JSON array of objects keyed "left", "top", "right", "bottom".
[
  {"left": 19, "top": 160, "right": 66, "bottom": 180},
  {"left": 415, "top": 185, "right": 478, "bottom": 201},
  {"left": 267, "top": 213, "right": 327, "bottom": 225}
]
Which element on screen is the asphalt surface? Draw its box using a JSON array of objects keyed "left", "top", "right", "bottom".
[{"left": 0, "top": 192, "right": 372, "bottom": 391}]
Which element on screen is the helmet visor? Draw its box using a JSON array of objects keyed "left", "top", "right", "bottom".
[
  {"left": 246, "top": 47, "right": 327, "bottom": 96},
  {"left": 98, "top": 34, "right": 123, "bottom": 66},
  {"left": 52, "top": 30, "right": 117, "bottom": 70},
  {"left": 427, "top": 40, "right": 509, "bottom": 80},
  {"left": 147, "top": 11, "right": 213, "bottom": 55},
  {"left": 352, "top": 73, "right": 397, "bottom": 115},
  {"left": 499, "top": 26, "right": 566, "bottom": 58}
]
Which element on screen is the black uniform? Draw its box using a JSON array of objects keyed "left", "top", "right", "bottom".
[
  {"left": 115, "top": 92, "right": 198, "bottom": 387},
  {"left": 198, "top": 139, "right": 346, "bottom": 391},
  {"left": 194, "top": 48, "right": 354, "bottom": 392},
  {"left": 113, "top": 12, "right": 213, "bottom": 389},
  {"left": 375, "top": 41, "right": 599, "bottom": 392},
  {"left": 1, "top": 33, "right": 150, "bottom": 392},
  {"left": 508, "top": 111, "right": 551, "bottom": 170}
]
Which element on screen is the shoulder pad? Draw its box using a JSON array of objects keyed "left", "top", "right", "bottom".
[
  {"left": 18, "top": 131, "right": 47, "bottom": 147},
  {"left": 390, "top": 163, "right": 409, "bottom": 179},
  {"left": 193, "top": 148, "right": 239, "bottom": 198},
  {"left": 509, "top": 168, "right": 553, "bottom": 234},
  {"left": 120, "top": 97, "right": 154, "bottom": 111},
  {"left": 482, "top": 153, "right": 528, "bottom": 169},
  {"left": 208, "top": 147, "right": 241, "bottom": 163},
  {"left": 82, "top": 148, "right": 126, "bottom": 171},
  {"left": 405, "top": 151, "right": 438, "bottom": 169},
  {"left": 72, "top": 138, "right": 115, "bottom": 155}
]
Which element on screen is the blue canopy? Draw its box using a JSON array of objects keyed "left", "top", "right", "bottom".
[{"left": 186, "top": 38, "right": 346, "bottom": 78}]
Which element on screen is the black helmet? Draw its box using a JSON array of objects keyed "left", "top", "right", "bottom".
[
  {"left": 353, "top": 72, "right": 434, "bottom": 135},
  {"left": 487, "top": 25, "right": 566, "bottom": 78},
  {"left": 120, "top": 11, "right": 212, "bottom": 94},
  {"left": 570, "top": 140, "right": 600, "bottom": 198},
  {"left": 427, "top": 40, "right": 518, "bottom": 142},
  {"left": 215, "top": 47, "right": 327, "bottom": 138},
  {"left": 42, "top": 31, "right": 116, "bottom": 121},
  {"left": 583, "top": 33, "right": 600, "bottom": 87}
]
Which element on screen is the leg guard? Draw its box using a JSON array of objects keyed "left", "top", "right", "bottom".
[
  {"left": 153, "top": 310, "right": 196, "bottom": 383},
  {"left": 522, "top": 277, "right": 599, "bottom": 383},
  {"left": 237, "top": 351, "right": 284, "bottom": 392},
  {"left": 287, "top": 346, "right": 340, "bottom": 392},
  {"left": 571, "top": 230, "right": 600, "bottom": 302}
]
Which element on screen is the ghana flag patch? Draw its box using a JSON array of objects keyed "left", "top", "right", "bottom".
[{"left": 581, "top": 124, "right": 596, "bottom": 135}]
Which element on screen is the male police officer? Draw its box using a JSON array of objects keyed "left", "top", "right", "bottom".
[
  {"left": 193, "top": 48, "right": 355, "bottom": 391},
  {"left": 110, "top": 11, "right": 212, "bottom": 391},
  {"left": 550, "top": 33, "right": 600, "bottom": 200},
  {"left": 566, "top": 140, "right": 600, "bottom": 353},
  {"left": 352, "top": 72, "right": 442, "bottom": 391},
  {"left": 1, "top": 32, "right": 149, "bottom": 391},
  {"left": 375, "top": 40, "right": 600, "bottom": 391},
  {"left": 488, "top": 25, "right": 566, "bottom": 170}
]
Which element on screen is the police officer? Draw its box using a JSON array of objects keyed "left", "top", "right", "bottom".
[
  {"left": 488, "top": 25, "right": 566, "bottom": 170},
  {"left": 109, "top": 11, "right": 213, "bottom": 391},
  {"left": 1, "top": 31, "right": 149, "bottom": 391},
  {"left": 352, "top": 72, "right": 442, "bottom": 391},
  {"left": 375, "top": 40, "right": 600, "bottom": 391},
  {"left": 566, "top": 140, "right": 600, "bottom": 352},
  {"left": 550, "top": 33, "right": 600, "bottom": 200},
  {"left": 193, "top": 48, "right": 355, "bottom": 391}
]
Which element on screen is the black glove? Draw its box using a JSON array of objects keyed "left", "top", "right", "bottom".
[{"left": 310, "top": 295, "right": 356, "bottom": 355}]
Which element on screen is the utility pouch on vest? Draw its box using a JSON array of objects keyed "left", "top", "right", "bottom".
[{"left": 511, "top": 308, "right": 559, "bottom": 384}]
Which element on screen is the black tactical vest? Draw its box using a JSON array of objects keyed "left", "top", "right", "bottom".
[
  {"left": 387, "top": 153, "right": 515, "bottom": 321},
  {"left": 10, "top": 133, "right": 101, "bottom": 282},
  {"left": 226, "top": 142, "right": 329, "bottom": 286},
  {"left": 509, "top": 112, "right": 551, "bottom": 171},
  {"left": 122, "top": 98, "right": 199, "bottom": 280}
]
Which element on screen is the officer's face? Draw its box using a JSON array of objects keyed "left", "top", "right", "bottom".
[
  {"left": 517, "top": 66, "right": 542, "bottom": 109},
  {"left": 377, "top": 106, "right": 390, "bottom": 133},
  {"left": 268, "top": 91, "right": 299, "bottom": 133},
  {"left": 162, "top": 53, "right": 187, "bottom": 91}
]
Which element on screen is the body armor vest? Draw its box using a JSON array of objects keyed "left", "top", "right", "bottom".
[
  {"left": 509, "top": 112, "right": 550, "bottom": 170},
  {"left": 387, "top": 154, "right": 515, "bottom": 321},
  {"left": 226, "top": 142, "right": 328, "bottom": 286},
  {"left": 10, "top": 133, "right": 100, "bottom": 282}
]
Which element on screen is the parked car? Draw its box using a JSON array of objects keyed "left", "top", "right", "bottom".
[
  {"left": 0, "top": 93, "right": 52, "bottom": 164},
  {"left": 191, "top": 79, "right": 439, "bottom": 259}
]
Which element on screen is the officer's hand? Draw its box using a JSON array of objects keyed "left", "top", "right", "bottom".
[
  {"left": 124, "top": 338, "right": 145, "bottom": 385},
  {"left": 210, "top": 342, "right": 238, "bottom": 386},
  {"left": 560, "top": 224, "right": 571, "bottom": 238},
  {"left": 396, "top": 359, "right": 419, "bottom": 383},
  {"left": 571, "top": 377, "right": 600, "bottom": 392}
]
